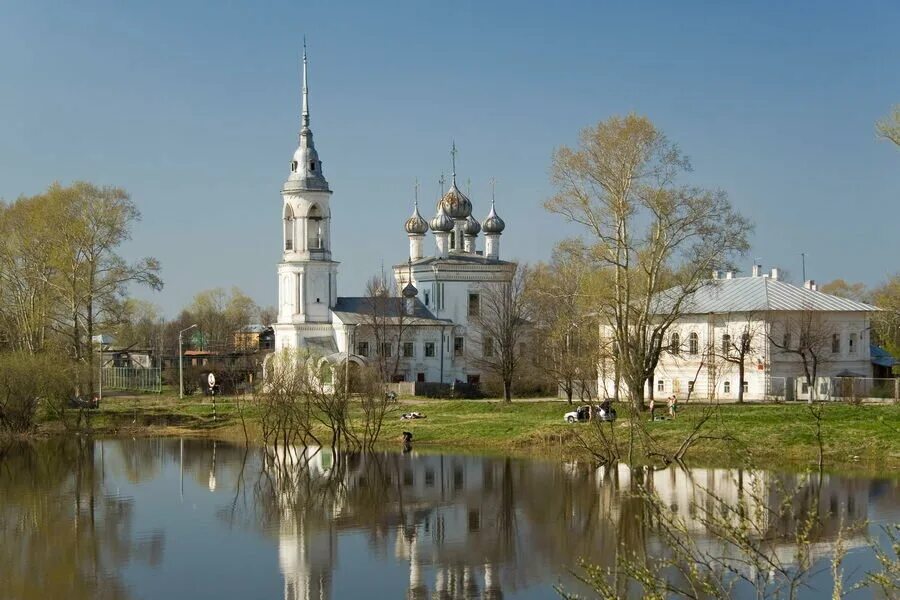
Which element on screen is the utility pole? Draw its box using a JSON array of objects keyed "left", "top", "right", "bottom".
[
  {"left": 179, "top": 324, "right": 198, "bottom": 399},
  {"left": 801, "top": 253, "right": 806, "bottom": 282}
]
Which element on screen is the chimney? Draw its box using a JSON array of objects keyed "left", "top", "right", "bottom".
[
  {"left": 725, "top": 271, "right": 734, "bottom": 279},
  {"left": 804, "top": 279, "right": 817, "bottom": 291},
  {"left": 770, "top": 267, "right": 780, "bottom": 280},
  {"left": 752, "top": 264, "right": 762, "bottom": 277},
  {"left": 712, "top": 270, "right": 720, "bottom": 279}
]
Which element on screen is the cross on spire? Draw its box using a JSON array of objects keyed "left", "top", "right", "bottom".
[
  {"left": 414, "top": 177, "right": 419, "bottom": 208},
  {"left": 450, "top": 141, "right": 458, "bottom": 184},
  {"left": 490, "top": 177, "right": 496, "bottom": 206}
]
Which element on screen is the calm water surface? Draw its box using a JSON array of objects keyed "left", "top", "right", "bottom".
[{"left": 0, "top": 437, "right": 897, "bottom": 599}]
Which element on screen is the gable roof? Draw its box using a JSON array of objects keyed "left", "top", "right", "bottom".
[
  {"left": 332, "top": 297, "right": 451, "bottom": 326},
  {"left": 672, "top": 277, "right": 878, "bottom": 314}
]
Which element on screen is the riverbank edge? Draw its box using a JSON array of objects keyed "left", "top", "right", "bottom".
[{"left": 21, "top": 396, "right": 900, "bottom": 475}]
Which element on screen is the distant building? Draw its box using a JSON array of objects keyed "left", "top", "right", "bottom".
[
  {"left": 272, "top": 48, "right": 514, "bottom": 384},
  {"left": 233, "top": 325, "right": 275, "bottom": 352},
  {"left": 599, "top": 266, "right": 881, "bottom": 401}
]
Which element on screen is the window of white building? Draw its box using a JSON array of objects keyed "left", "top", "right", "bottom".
[
  {"left": 483, "top": 336, "right": 494, "bottom": 358},
  {"left": 402, "top": 342, "right": 414, "bottom": 358},
  {"left": 742, "top": 380, "right": 749, "bottom": 394},
  {"left": 357, "top": 341, "right": 369, "bottom": 357},
  {"left": 657, "top": 379, "right": 664, "bottom": 392},
  {"left": 283, "top": 205, "right": 294, "bottom": 251},
  {"left": 722, "top": 334, "right": 731, "bottom": 356},
  {"left": 454, "top": 337, "right": 464, "bottom": 357},
  {"left": 670, "top": 332, "right": 680, "bottom": 355},
  {"left": 424, "top": 342, "right": 435, "bottom": 357},
  {"left": 832, "top": 333, "right": 840, "bottom": 354},
  {"left": 723, "top": 380, "right": 731, "bottom": 394},
  {"left": 689, "top": 332, "right": 699, "bottom": 355},
  {"left": 849, "top": 333, "right": 857, "bottom": 354},
  {"left": 468, "top": 293, "right": 480, "bottom": 317},
  {"left": 380, "top": 342, "right": 392, "bottom": 357}
]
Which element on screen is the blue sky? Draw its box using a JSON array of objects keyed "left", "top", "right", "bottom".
[{"left": 1, "top": 1, "right": 898, "bottom": 316}]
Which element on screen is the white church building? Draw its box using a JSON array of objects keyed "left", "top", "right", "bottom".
[
  {"left": 273, "top": 49, "right": 514, "bottom": 385},
  {"left": 599, "top": 266, "right": 880, "bottom": 402}
]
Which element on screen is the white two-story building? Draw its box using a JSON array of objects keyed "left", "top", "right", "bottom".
[{"left": 599, "top": 266, "right": 879, "bottom": 402}]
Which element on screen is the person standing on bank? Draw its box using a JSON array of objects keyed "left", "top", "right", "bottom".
[{"left": 668, "top": 394, "right": 677, "bottom": 419}]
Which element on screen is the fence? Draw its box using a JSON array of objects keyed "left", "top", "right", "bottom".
[
  {"left": 766, "top": 376, "right": 898, "bottom": 403},
  {"left": 822, "top": 377, "right": 898, "bottom": 402},
  {"left": 101, "top": 367, "right": 162, "bottom": 393}
]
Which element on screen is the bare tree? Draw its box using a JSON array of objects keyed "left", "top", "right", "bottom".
[
  {"left": 876, "top": 104, "right": 900, "bottom": 147},
  {"left": 769, "top": 311, "right": 834, "bottom": 402},
  {"left": 871, "top": 274, "right": 900, "bottom": 358},
  {"left": 546, "top": 115, "right": 751, "bottom": 411},
  {"left": 358, "top": 273, "right": 412, "bottom": 383},
  {"left": 470, "top": 266, "right": 531, "bottom": 402},
  {"left": 45, "top": 183, "right": 162, "bottom": 398},
  {"left": 528, "top": 243, "right": 603, "bottom": 403},
  {"left": 717, "top": 314, "right": 763, "bottom": 404}
]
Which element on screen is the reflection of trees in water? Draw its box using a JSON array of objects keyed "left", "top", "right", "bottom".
[{"left": 0, "top": 438, "right": 164, "bottom": 600}]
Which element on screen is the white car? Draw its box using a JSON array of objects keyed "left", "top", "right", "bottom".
[{"left": 564, "top": 404, "right": 616, "bottom": 423}]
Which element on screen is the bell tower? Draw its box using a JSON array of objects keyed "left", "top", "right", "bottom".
[{"left": 274, "top": 43, "right": 340, "bottom": 350}]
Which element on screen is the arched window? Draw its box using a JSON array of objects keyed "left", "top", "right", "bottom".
[
  {"left": 283, "top": 204, "right": 294, "bottom": 251},
  {"left": 688, "top": 332, "right": 699, "bottom": 355},
  {"left": 721, "top": 334, "right": 731, "bottom": 356},
  {"left": 670, "top": 332, "right": 680, "bottom": 355},
  {"left": 307, "top": 205, "right": 323, "bottom": 250}
]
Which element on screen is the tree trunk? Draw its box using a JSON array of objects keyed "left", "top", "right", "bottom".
[
  {"left": 737, "top": 359, "right": 745, "bottom": 403},
  {"left": 503, "top": 379, "right": 512, "bottom": 403},
  {"left": 626, "top": 373, "right": 646, "bottom": 411}
]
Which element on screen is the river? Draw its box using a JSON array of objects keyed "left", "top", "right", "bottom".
[{"left": 0, "top": 437, "right": 897, "bottom": 599}]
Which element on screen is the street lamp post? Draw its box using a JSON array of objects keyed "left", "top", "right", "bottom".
[{"left": 179, "top": 324, "right": 198, "bottom": 399}]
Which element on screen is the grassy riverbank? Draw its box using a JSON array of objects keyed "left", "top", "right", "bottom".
[{"left": 37, "top": 394, "right": 900, "bottom": 470}]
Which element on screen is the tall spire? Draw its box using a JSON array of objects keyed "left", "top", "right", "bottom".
[
  {"left": 284, "top": 39, "right": 329, "bottom": 192},
  {"left": 301, "top": 37, "right": 310, "bottom": 132}
]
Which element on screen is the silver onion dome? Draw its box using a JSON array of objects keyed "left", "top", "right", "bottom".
[
  {"left": 463, "top": 214, "right": 481, "bottom": 236},
  {"left": 405, "top": 204, "right": 428, "bottom": 235},
  {"left": 482, "top": 202, "right": 505, "bottom": 234},
  {"left": 430, "top": 204, "right": 454, "bottom": 232},
  {"left": 401, "top": 281, "right": 418, "bottom": 298},
  {"left": 438, "top": 182, "right": 472, "bottom": 219}
]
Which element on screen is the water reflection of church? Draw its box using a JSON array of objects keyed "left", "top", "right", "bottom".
[{"left": 264, "top": 448, "right": 873, "bottom": 600}]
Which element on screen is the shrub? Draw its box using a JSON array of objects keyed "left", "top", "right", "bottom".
[{"left": 0, "top": 352, "right": 72, "bottom": 433}]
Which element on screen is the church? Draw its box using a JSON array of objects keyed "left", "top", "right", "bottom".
[{"left": 273, "top": 49, "right": 515, "bottom": 385}]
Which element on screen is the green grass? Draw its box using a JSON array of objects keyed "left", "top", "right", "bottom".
[{"left": 40, "top": 394, "right": 900, "bottom": 470}]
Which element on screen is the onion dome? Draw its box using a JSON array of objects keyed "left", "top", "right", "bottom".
[
  {"left": 430, "top": 204, "right": 454, "bottom": 232},
  {"left": 402, "top": 281, "right": 418, "bottom": 298},
  {"left": 405, "top": 203, "right": 428, "bottom": 235},
  {"left": 482, "top": 201, "right": 505, "bottom": 234},
  {"left": 437, "top": 182, "right": 472, "bottom": 219},
  {"left": 463, "top": 215, "right": 481, "bottom": 236}
]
